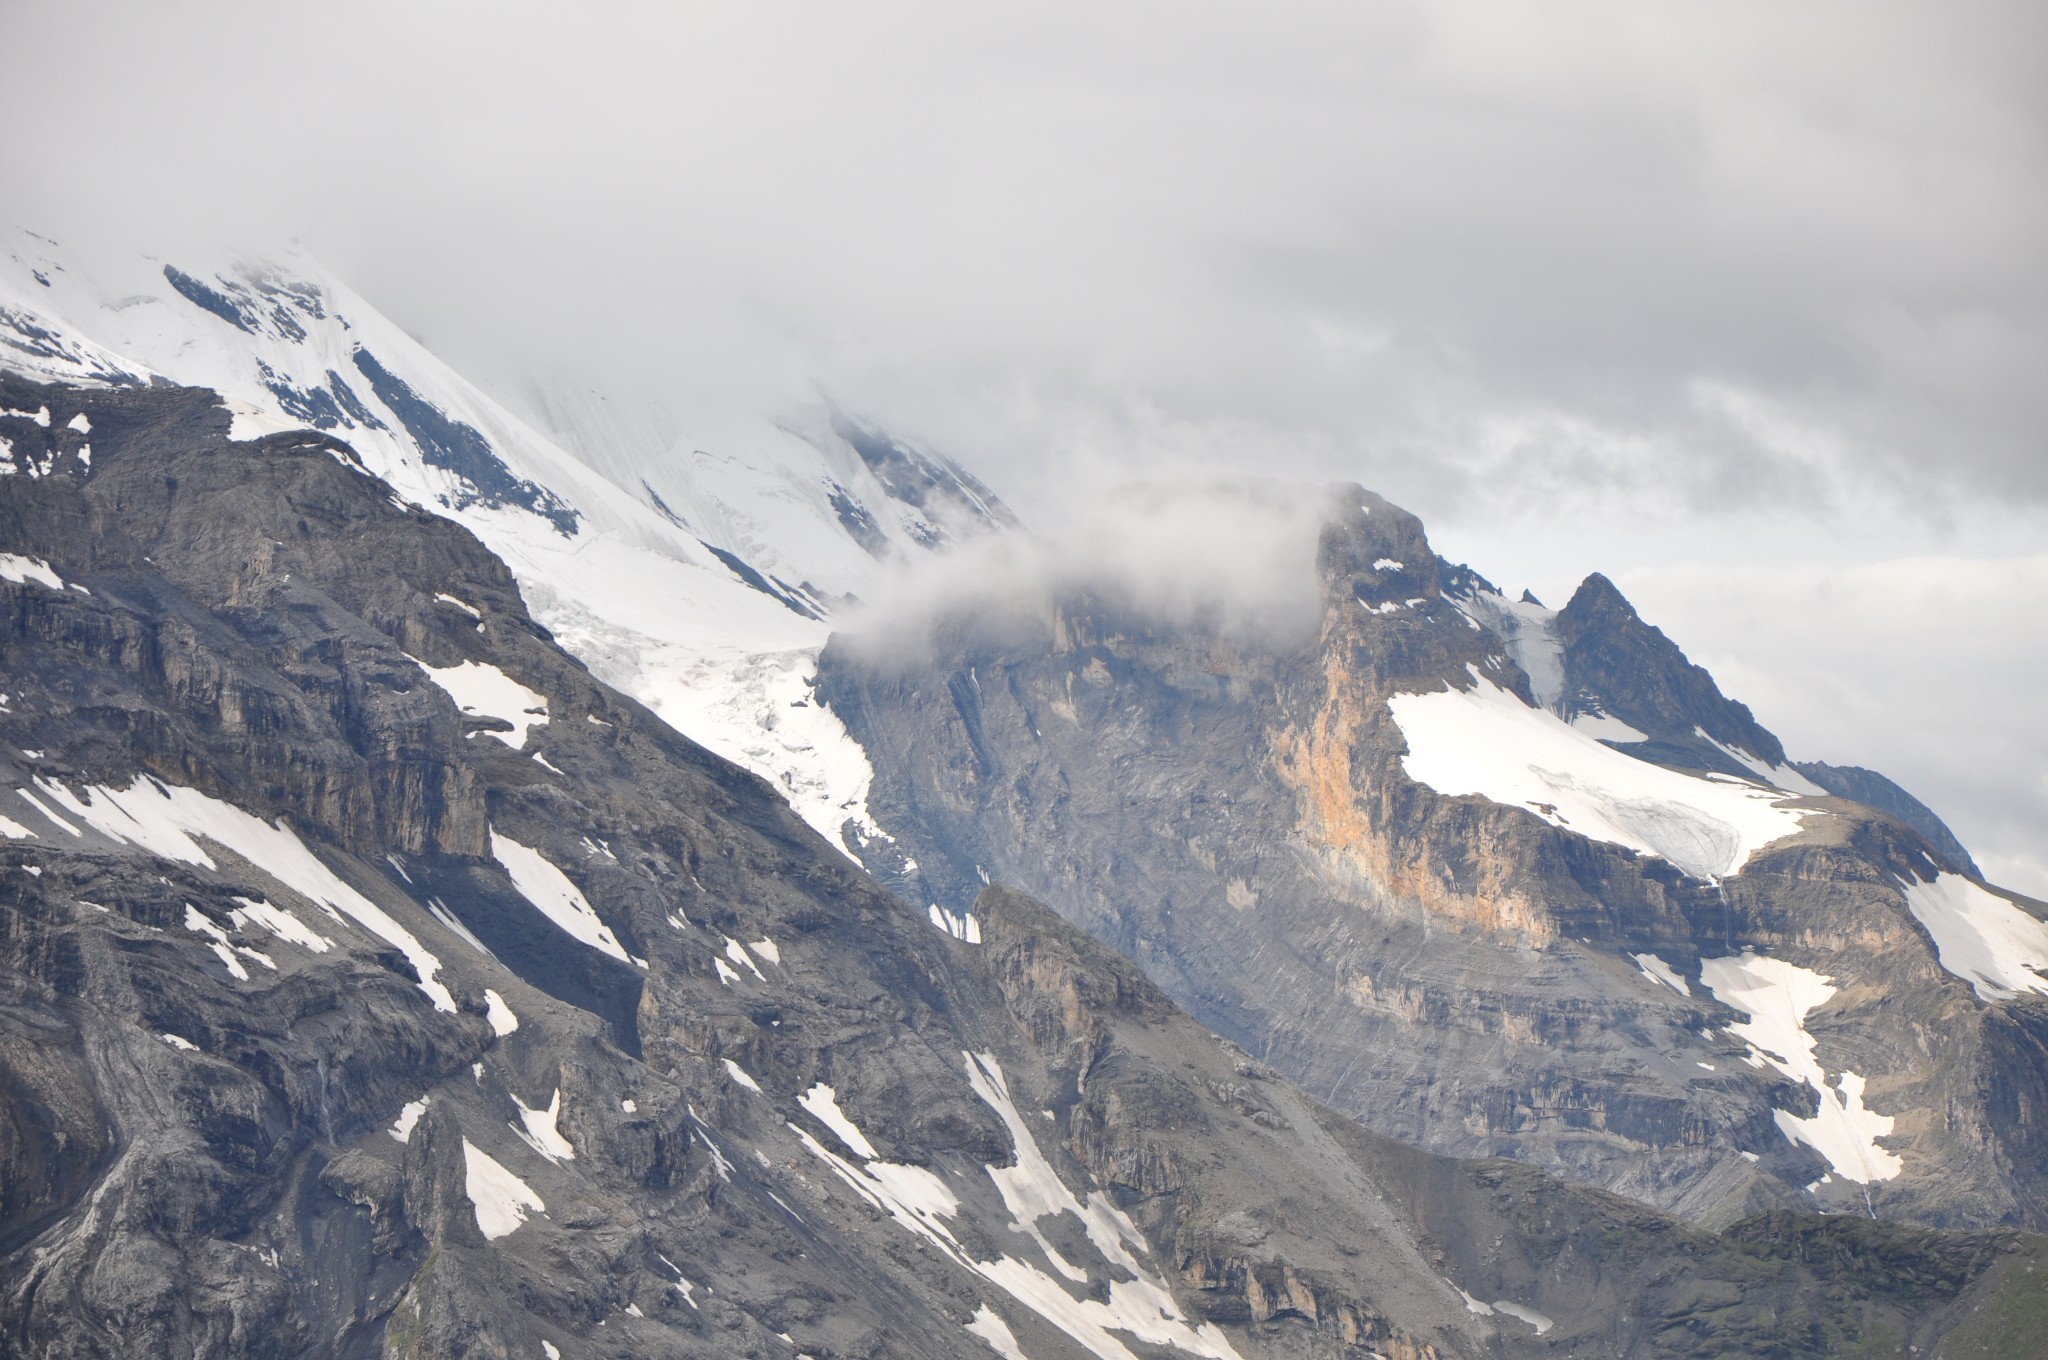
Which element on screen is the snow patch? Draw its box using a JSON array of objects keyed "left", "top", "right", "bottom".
[
  {"left": 799, "top": 1083, "right": 879, "bottom": 1159},
  {"left": 512, "top": 1089, "right": 575, "bottom": 1162},
  {"left": 389, "top": 1098, "right": 428, "bottom": 1143},
  {"left": 1569, "top": 709, "right": 1648, "bottom": 743},
  {"left": 32, "top": 775, "right": 456, "bottom": 1010},
  {"left": 1697, "top": 952, "right": 1900, "bottom": 1183},
  {"left": 483, "top": 988, "right": 519, "bottom": 1036},
  {"left": 1633, "top": 952, "right": 1691, "bottom": 995},
  {"left": 463, "top": 1138, "right": 545, "bottom": 1239},
  {"left": 967, "top": 1306, "right": 1030, "bottom": 1360},
  {"left": 1694, "top": 728, "right": 1827, "bottom": 796},
  {"left": 1390, "top": 674, "right": 1816, "bottom": 879},
  {"left": 792, "top": 1052, "right": 1242, "bottom": 1360},
  {"left": 0, "top": 554, "right": 66, "bottom": 591},
  {"left": 723, "top": 1058, "right": 763, "bottom": 1093},
  {"left": 411, "top": 657, "right": 547, "bottom": 748},
  {"left": 185, "top": 904, "right": 251, "bottom": 979},
  {"left": 1900, "top": 872, "right": 2048, "bottom": 1002},
  {"left": 490, "top": 829, "right": 630, "bottom": 962},
  {"left": 228, "top": 896, "right": 333, "bottom": 953},
  {"left": 160, "top": 1032, "right": 198, "bottom": 1052},
  {"left": 723, "top": 935, "right": 766, "bottom": 981},
  {"left": 1492, "top": 1301, "right": 1554, "bottom": 1335}
]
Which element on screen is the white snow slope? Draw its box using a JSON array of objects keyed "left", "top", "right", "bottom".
[
  {"left": 1900, "top": 871, "right": 2048, "bottom": 1002},
  {"left": 0, "top": 230, "right": 1008, "bottom": 864},
  {"left": 1390, "top": 671, "right": 1817, "bottom": 879},
  {"left": 1697, "top": 952, "right": 1901, "bottom": 1184}
]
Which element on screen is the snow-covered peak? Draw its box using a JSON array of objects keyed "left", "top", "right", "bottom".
[{"left": 0, "top": 228, "right": 1018, "bottom": 858}]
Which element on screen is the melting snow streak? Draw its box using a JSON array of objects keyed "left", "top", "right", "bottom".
[{"left": 1698, "top": 953, "right": 1900, "bottom": 1184}]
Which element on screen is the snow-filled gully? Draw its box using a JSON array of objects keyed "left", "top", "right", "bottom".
[{"left": 789, "top": 1052, "right": 1243, "bottom": 1360}]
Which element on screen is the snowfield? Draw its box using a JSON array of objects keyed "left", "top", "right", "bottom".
[
  {"left": 1697, "top": 952, "right": 1901, "bottom": 1184},
  {"left": 1389, "top": 671, "right": 1818, "bottom": 879},
  {"left": 1900, "top": 871, "right": 2048, "bottom": 1001}
]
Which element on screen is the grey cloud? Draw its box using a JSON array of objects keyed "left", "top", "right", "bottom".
[
  {"left": 3, "top": 0, "right": 2042, "bottom": 883},
  {"left": 6, "top": 0, "right": 2040, "bottom": 521}
]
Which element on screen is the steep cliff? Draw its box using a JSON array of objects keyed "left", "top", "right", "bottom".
[{"left": 817, "top": 485, "right": 2048, "bottom": 1233}]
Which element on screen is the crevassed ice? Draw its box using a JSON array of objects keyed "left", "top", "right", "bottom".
[
  {"left": 929, "top": 904, "right": 982, "bottom": 943},
  {"left": 32, "top": 775, "right": 455, "bottom": 1011},
  {"left": 5, "top": 240, "right": 916, "bottom": 874},
  {"left": 1697, "top": 952, "right": 1901, "bottom": 1184},
  {"left": 1389, "top": 673, "right": 1815, "bottom": 879},
  {"left": 1900, "top": 871, "right": 2048, "bottom": 1002},
  {"left": 1459, "top": 591, "right": 1565, "bottom": 709}
]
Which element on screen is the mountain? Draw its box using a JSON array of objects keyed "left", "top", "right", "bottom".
[
  {"left": 12, "top": 365, "right": 2048, "bottom": 1360},
  {"left": 816, "top": 486, "right": 2048, "bottom": 1233},
  {"left": 0, "top": 228, "right": 1009, "bottom": 866},
  {"left": 7, "top": 233, "right": 2048, "bottom": 1355}
]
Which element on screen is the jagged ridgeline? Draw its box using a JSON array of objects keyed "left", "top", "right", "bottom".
[
  {"left": 819, "top": 485, "right": 2048, "bottom": 1236},
  {"left": 8, "top": 228, "right": 2048, "bottom": 1355},
  {"left": 4, "top": 375, "right": 2045, "bottom": 1358}
]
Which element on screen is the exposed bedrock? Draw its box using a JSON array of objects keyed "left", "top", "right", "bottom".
[{"left": 817, "top": 484, "right": 2048, "bottom": 1231}]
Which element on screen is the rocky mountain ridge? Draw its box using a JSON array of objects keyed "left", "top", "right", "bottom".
[
  {"left": 816, "top": 486, "right": 2048, "bottom": 1234},
  {"left": 6, "top": 371, "right": 2047, "bottom": 1358}
]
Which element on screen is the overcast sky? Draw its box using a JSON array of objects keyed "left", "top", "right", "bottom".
[{"left": 5, "top": 0, "right": 2043, "bottom": 891}]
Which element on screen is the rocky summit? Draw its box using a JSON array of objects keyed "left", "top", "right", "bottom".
[
  {"left": 4, "top": 238, "right": 2048, "bottom": 1358},
  {"left": 819, "top": 486, "right": 2048, "bottom": 1234}
]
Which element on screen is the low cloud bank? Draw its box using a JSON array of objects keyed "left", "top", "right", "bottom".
[{"left": 835, "top": 478, "right": 1332, "bottom": 664}]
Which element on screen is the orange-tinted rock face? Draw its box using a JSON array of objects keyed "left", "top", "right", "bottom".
[{"left": 820, "top": 480, "right": 2048, "bottom": 1233}]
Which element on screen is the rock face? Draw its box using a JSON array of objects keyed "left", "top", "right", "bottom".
[
  {"left": 817, "top": 485, "right": 2048, "bottom": 1233},
  {"left": 7, "top": 378, "right": 2046, "bottom": 1358}
]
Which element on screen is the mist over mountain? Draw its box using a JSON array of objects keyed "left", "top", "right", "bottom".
[
  {"left": 4, "top": 232, "right": 2046, "bottom": 1357},
  {"left": 4, "top": 4, "right": 2044, "bottom": 1354}
]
